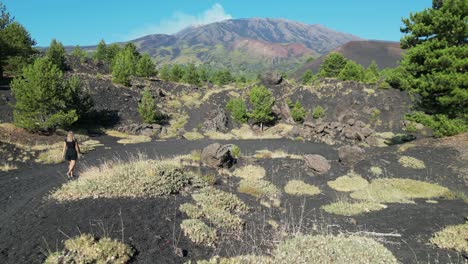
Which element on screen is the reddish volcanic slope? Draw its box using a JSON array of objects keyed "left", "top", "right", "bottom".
[{"left": 232, "top": 38, "right": 317, "bottom": 59}]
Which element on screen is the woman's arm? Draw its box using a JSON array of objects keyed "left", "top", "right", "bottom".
[{"left": 62, "top": 142, "right": 66, "bottom": 159}]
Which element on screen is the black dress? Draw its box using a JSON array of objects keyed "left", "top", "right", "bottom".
[{"left": 64, "top": 139, "right": 78, "bottom": 161}]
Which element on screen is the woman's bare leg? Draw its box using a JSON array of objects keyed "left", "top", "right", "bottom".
[
  {"left": 69, "top": 160, "right": 76, "bottom": 177},
  {"left": 67, "top": 161, "right": 71, "bottom": 176}
]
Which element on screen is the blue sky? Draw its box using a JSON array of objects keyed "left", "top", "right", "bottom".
[{"left": 5, "top": 0, "right": 432, "bottom": 46}]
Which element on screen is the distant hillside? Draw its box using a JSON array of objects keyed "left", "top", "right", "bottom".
[
  {"left": 294, "top": 40, "right": 404, "bottom": 78},
  {"left": 71, "top": 18, "right": 360, "bottom": 76}
]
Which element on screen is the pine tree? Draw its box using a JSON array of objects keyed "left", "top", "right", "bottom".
[
  {"left": 11, "top": 57, "right": 79, "bottom": 131},
  {"left": 291, "top": 101, "right": 306, "bottom": 123},
  {"left": 46, "top": 39, "right": 66, "bottom": 70},
  {"left": 302, "top": 70, "right": 315, "bottom": 85},
  {"left": 364, "top": 60, "right": 380, "bottom": 84},
  {"left": 226, "top": 98, "right": 248, "bottom": 124},
  {"left": 93, "top": 39, "right": 107, "bottom": 62},
  {"left": 170, "top": 64, "right": 184, "bottom": 82},
  {"left": 71, "top": 45, "right": 87, "bottom": 62},
  {"left": 399, "top": 0, "right": 467, "bottom": 119},
  {"left": 249, "top": 85, "right": 275, "bottom": 130},
  {"left": 111, "top": 48, "right": 134, "bottom": 86},
  {"left": 318, "top": 52, "right": 348, "bottom": 78},
  {"left": 138, "top": 87, "right": 158, "bottom": 123},
  {"left": 338, "top": 60, "right": 365, "bottom": 82},
  {"left": 136, "top": 53, "right": 156, "bottom": 78},
  {"left": 106, "top": 43, "right": 122, "bottom": 62},
  {"left": 182, "top": 63, "right": 200, "bottom": 85},
  {"left": 159, "top": 64, "right": 171, "bottom": 81}
]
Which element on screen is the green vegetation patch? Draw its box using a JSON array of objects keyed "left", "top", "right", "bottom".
[
  {"left": 369, "top": 166, "right": 383, "bottom": 177},
  {"left": 233, "top": 165, "right": 266, "bottom": 180},
  {"left": 284, "top": 180, "right": 320, "bottom": 196},
  {"left": 430, "top": 222, "right": 468, "bottom": 254},
  {"left": 51, "top": 157, "right": 191, "bottom": 201},
  {"left": 238, "top": 179, "right": 280, "bottom": 199},
  {"left": 180, "top": 219, "right": 217, "bottom": 247},
  {"left": 183, "top": 131, "right": 205, "bottom": 140},
  {"left": 273, "top": 234, "right": 397, "bottom": 264},
  {"left": 322, "top": 201, "right": 386, "bottom": 216},
  {"left": 106, "top": 130, "right": 152, "bottom": 144},
  {"left": 350, "top": 178, "right": 451, "bottom": 203},
  {"left": 327, "top": 172, "right": 369, "bottom": 192},
  {"left": 398, "top": 156, "right": 426, "bottom": 169},
  {"left": 197, "top": 255, "right": 273, "bottom": 264},
  {"left": 44, "top": 234, "right": 133, "bottom": 264},
  {"left": 182, "top": 187, "right": 249, "bottom": 231}
]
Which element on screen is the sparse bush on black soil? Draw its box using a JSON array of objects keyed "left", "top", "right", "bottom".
[
  {"left": 135, "top": 53, "right": 157, "bottom": 78},
  {"left": 301, "top": 69, "right": 315, "bottom": 85},
  {"left": 226, "top": 98, "right": 248, "bottom": 124},
  {"left": 398, "top": 155, "right": 426, "bottom": 169},
  {"left": 181, "top": 219, "right": 217, "bottom": 247},
  {"left": 138, "top": 87, "right": 159, "bottom": 124},
  {"left": 238, "top": 178, "right": 280, "bottom": 199},
  {"left": 249, "top": 85, "right": 275, "bottom": 130},
  {"left": 44, "top": 234, "right": 133, "bottom": 264},
  {"left": 327, "top": 171, "right": 369, "bottom": 192},
  {"left": 71, "top": 45, "right": 87, "bottom": 62},
  {"left": 93, "top": 39, "right": 108, "bottom": 62},
  {"left": 291, "top": 100, "right": 306, "bottom": 123},
  {"left": 284, "top": 180, "right": 320, "bottom": 196},
  {"left": 273, "top": 234, "right": 398, "bottom": 263},
  {"left": 312, "top": 105, "right": 325, "bottom": 119},
  {"left": 51, "top": 156, "right": 191, "bottom": 200},
  {"left": 11, "top": 57, "right": 91, "bottom": 132},
  {"left": 230, "top": 145, "right": 241, "bottom": 158},
  {"left": 182, "top": 63, "right": 201, "bottom": 85},
  {"left": 46, "top": 39, "right": 66, "bottom": 70},
  {"left": 430, "top": 222, "right": 468, "bottom": 254}
]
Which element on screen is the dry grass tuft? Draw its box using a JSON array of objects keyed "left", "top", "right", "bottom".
[
  {"left": 284, "top": 180, "right": 320, "bottom": 196},
  {"left": 233, "top": 165, "right": 266, "bottom": 180},
  {"left": 106, "top": 130, "right": 152, "bottom": 144},
  {"left": 183, "top": 131, "right": 205, "bottom": 140},
  {"left": 322, "top": 201, "right": 386, "bottom": 216},
  {"left": 0, "top": 163, "right": 17, "bottom": 172},
  {"left": 430, "top": 222, "right": 468, "bottom": 254},
  {"left": 180, "top": 219, "right": 217, "bottom": 247},
  {"left": 327, "top": 172, "right": 369, "bottom": 192},
  {"left": 197, "top": 255, "right": 273, "bottom": 264},
  {"left": 350, "top": 178, "right": 451, "bottom": 203},
  {"left": 44, "top": 234, "right": 133, "bottom": 264},
  {"left": 160, "top": 114, "right": 189, "bottom": 139},
  {"left": 253, "top": 149, "right": 303, "bottom": 160},
  {"left": 238, "top": 179, "right": 280, "bottom": 199},
  {"left": 51, "top": 156, "right": 191, "bottom": 201},
  {"left": 398, "top": 156, "right": 426, "bottom": 169},
  {"left": 203, "top": 131, "right": 235, "bottom": 140},
  {"left": 397, "top": 143, "right": 416, "bottom": 152},
  {"left": 273, "top": 234, "right": 398, "bottom": 264},
  {"left": 181, "top": 187, "right": 249, "bottom": 231},
  {"left": 369, "top": 166, "right": 383, "bottom": 177}
]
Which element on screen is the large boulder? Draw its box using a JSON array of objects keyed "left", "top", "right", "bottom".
[
  {"left": 203, "top": 108, "right": 228, "bottom": 132},
  {"left": 261, "top": 72, "right": 283, "bottom": 85},
  {"left": 303, "top": 154, "right": 331, "bottom": 174},
  {"left": 280, "top": 102, "right": 295, "bottom": 124},
  {"left": 201, "top": 143, "right": 235, "bottom": 168},
  {"left": 338, "top": 145, "right": 365, "bottom": 166}
]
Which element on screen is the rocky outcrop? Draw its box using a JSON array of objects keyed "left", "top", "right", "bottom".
[
  {"left": 203, "top": 109, "right": 228, "bottom": 132},
  {"left": 201, "top": 143, "right": 235, "bottom": 168},
  {"left": 289, "top": 119, "right": 376, "bottom": 146},
  {"left": 338, "top": 145, "right": 365, "bottom": 166},
  {"left": 117, "top": 123, "right": 162, "bottom": 136},
  {"left": 261, "top": 72, "right": 283, "bottom": 85},
  {"left": 303, "top": 154, "right": 331, "bottom": 174}
]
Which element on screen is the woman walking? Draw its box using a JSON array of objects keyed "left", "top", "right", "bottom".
[{"left": 62, "top": 131, "right": 82, "bottom": 178}]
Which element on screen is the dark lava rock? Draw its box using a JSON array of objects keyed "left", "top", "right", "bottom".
[
  {"left": 118, "top": 123, "right": 161, "bottom": 136},
  {"left": 338, "top": 145, "right": 365, "bottom": 166},
  {"left": 303, "top": 154, "right": 331, "bottom": 174},
  {"left": 203, "top": 108, "right": 228, "bottom": 132},
  {"left": 201, "top": 143, "right": 235, "bottom": 168},
  {"left": 261, "top": 72, "right": 283, "bottom": 85}
]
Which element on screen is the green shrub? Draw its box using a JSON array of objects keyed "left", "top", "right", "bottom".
[
  {"left": 301, "top": 70, "right": 314, "bottom": 85},
  {"left": 11, "top": 57, "right": 86, "bottom": 132},
  {"left": 138, "top": 87, "right": 159, "bottom": 123},
  {"left": 338, "top": 60, "right": 365, "bottom": 82},
  {"left": 210, "top": 69, "right": 233, "bottom": 85},
  {"left": 226, "top": 98, "right": 248, "bottom": 124},
  {"left": 312, "top": 106, "right": 325, "bottom": 119},
  {"left": 44, "top": 234, "right": 133, "bottom": 264},
  {"left": 430, "top": 222, "right": 468, "bottom": 254},
  {"left": 93, "top": 39, "right": 107, "bottom": 62},
  {"left": 181, "top": 219, "right": 217, "bottom": 247},
  {"left": 230, "top": 145, "right": 241, "bottom": 158},
  {"left": 170, "top": 64, "right": 184, "bottom": 82},
  {"left": 291, "top": 101, "right": 306, "bottom": 123},
  {"left": 135, "top": 53, "right": 156, "bottom": 78},
  {"left": 182, "top": 63, "right": 201, "bottom": 85},
  {"left": 71, "top": 45, "right": 87, "bottom": 62},
  {"left": 364, "top": 61, "right": 380, "bottom": 84},
  {"left": 159, "top": 64, "right": 171, "bottom": 81},
  {"left": 318, "top": 52, "right": 348, "bottom": 78},
  {"left": 112, "top": 47, "right": 137, "bottom": 86},
  {"left": 406, "top": 112, "right": 467, "bottom": 137}
]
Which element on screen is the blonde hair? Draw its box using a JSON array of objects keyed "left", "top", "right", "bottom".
[{"left": 66, "top": 131, "right": 75, "bottom": 142}]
